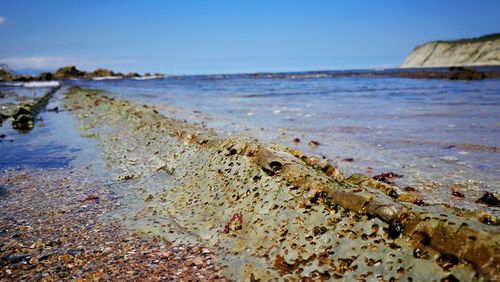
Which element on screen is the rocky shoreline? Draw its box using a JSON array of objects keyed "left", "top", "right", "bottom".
[
  {"left": 258, "top": 66, "right": 500, "bottom": 80},
  {"left": 0, "top": 65, "right": 163, "bottom": 82},
  {"left": 56, "top": 87, "right": 498, "bottom": 281},
  {"left": 2, "top": 63, "right": 500, "bottom": 83}
]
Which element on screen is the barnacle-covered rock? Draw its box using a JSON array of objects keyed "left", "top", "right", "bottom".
[{"left": 64, "top": 87, "right": 500, "bottom": 281}]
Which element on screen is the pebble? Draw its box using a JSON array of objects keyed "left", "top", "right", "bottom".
[
  {"left": 440, "top": 156, "right": 459, "bottom": 162},
  {"left": 309, "top": 140, "right": 320, "bottom": 147},
  {"left": 0, "top": 168, "right": 229, "bottom": 281}
]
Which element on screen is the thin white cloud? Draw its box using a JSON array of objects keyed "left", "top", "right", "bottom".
[
  {"left": 0, "top": 55, "right": 140, "bottom": 72},
  {"left": 0, "top": 56, "right": 80, "bottom": 70},
  {"left": 0, "top": 16, "right": 6, "bottom": 25}
]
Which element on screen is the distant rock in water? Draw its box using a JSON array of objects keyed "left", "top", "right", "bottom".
[
  {"left": 0, "top": 64, "right": 162, "bottom": 82},
  {"left": 53, "top": 65, "right": 86, "bottom": 80},
  {"left": 401, "top": 33, "right": 500, "bottom": 68},
  {"left": 38, "top": 72, "right": 53, "bottom": 81},
  {"left": 448, "top": 66, "right": 486, "bottom": 80},
  {"left": 90, "top": 68, "right": 115, "bottom": 78}
]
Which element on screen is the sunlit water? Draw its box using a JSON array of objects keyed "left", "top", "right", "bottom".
[
  {"left": 1, "top": 73, "right": 499, "bottom": 211},
  {"left": 0, "top": 86, "right": 102, "bottom": 170},
  {"left": 73, "top": 75, "right": 500, "bottom": 208}
]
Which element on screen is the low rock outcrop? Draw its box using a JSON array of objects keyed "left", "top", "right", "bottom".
[
  {"left": 53, "top": 65, "right": 86, "bottom": 80},
  {"left": 0, "top": 64, "right": 163, "bottom": 81},
  {"left": 401, "top": 33, "right": 500, "bottom": 68},
  {"left": 0, "top": 69, "right": 15, "bottom": 81},
  {"left": 0, "top": 87, "right": 59, "bottom": 132},
  {"left": 89, "top": 68, "right": 115, "bottom": 78},
  {"left": 64, "top": 87, "right": 499, "bottom": 281},
  {"left": 449, "top": 66, "right": 486, "bottom": 80}
]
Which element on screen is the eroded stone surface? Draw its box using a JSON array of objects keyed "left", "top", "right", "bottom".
[{"left": 64, "top": 87, "right": 499, "bottom": 281}]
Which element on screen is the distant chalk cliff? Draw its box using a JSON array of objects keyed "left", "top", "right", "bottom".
[{"left": 401, "top": 33, "right": 500, "bottom": 68}]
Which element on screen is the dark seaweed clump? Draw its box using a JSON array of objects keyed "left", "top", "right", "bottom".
[
  {"left": 388, "top": 220, "right": 404, "bottom": 239},
  {"left": 373, "top": 172, "right": 403, "bottom": 185},
  {"left": 476, "top": 192, "right": 500, "bottom": 207}
]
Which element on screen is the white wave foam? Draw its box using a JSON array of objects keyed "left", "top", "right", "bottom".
[
  {"left": 0, "top": 82, "right": 23, "bottom": 87},
  {"left": 23, "top": 81, "right": 61, "bottom": 88},
  {"left": 132, "top": 75, "right": 164, "bottom": 80},
  {"left": 92, "top": 76, "right": 123, "bottom": 81}
]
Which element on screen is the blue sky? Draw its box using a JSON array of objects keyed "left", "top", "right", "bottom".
[{"left": 0, "top": 1, "right": 499, "bottom": 74}]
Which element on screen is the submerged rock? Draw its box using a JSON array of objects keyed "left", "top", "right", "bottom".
[{"left": 12, "top": 109, "right": 34, "bottom": 130}]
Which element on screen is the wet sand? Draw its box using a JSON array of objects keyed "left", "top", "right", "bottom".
[{"left": 0, "top": 168, "right": 228, "bottom": 281}]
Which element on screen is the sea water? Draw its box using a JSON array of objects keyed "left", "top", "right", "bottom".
[
  {"left": 1, "top": 71, "right": 499, "bottom": 212},
  {"left": 72, "top": 73, "right": 500, "bottom": 210}
]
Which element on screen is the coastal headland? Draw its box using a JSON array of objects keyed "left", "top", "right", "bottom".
[{"left": 401, "top": 33, "right": 500, "bottom": 68}]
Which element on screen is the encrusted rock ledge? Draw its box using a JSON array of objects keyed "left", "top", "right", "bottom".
[
  {"left": 64, "top": 87, "right": 499, "bottom": 281},
  {"left": 0, "top": 86, "right": 59, "bottom": 132}
]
